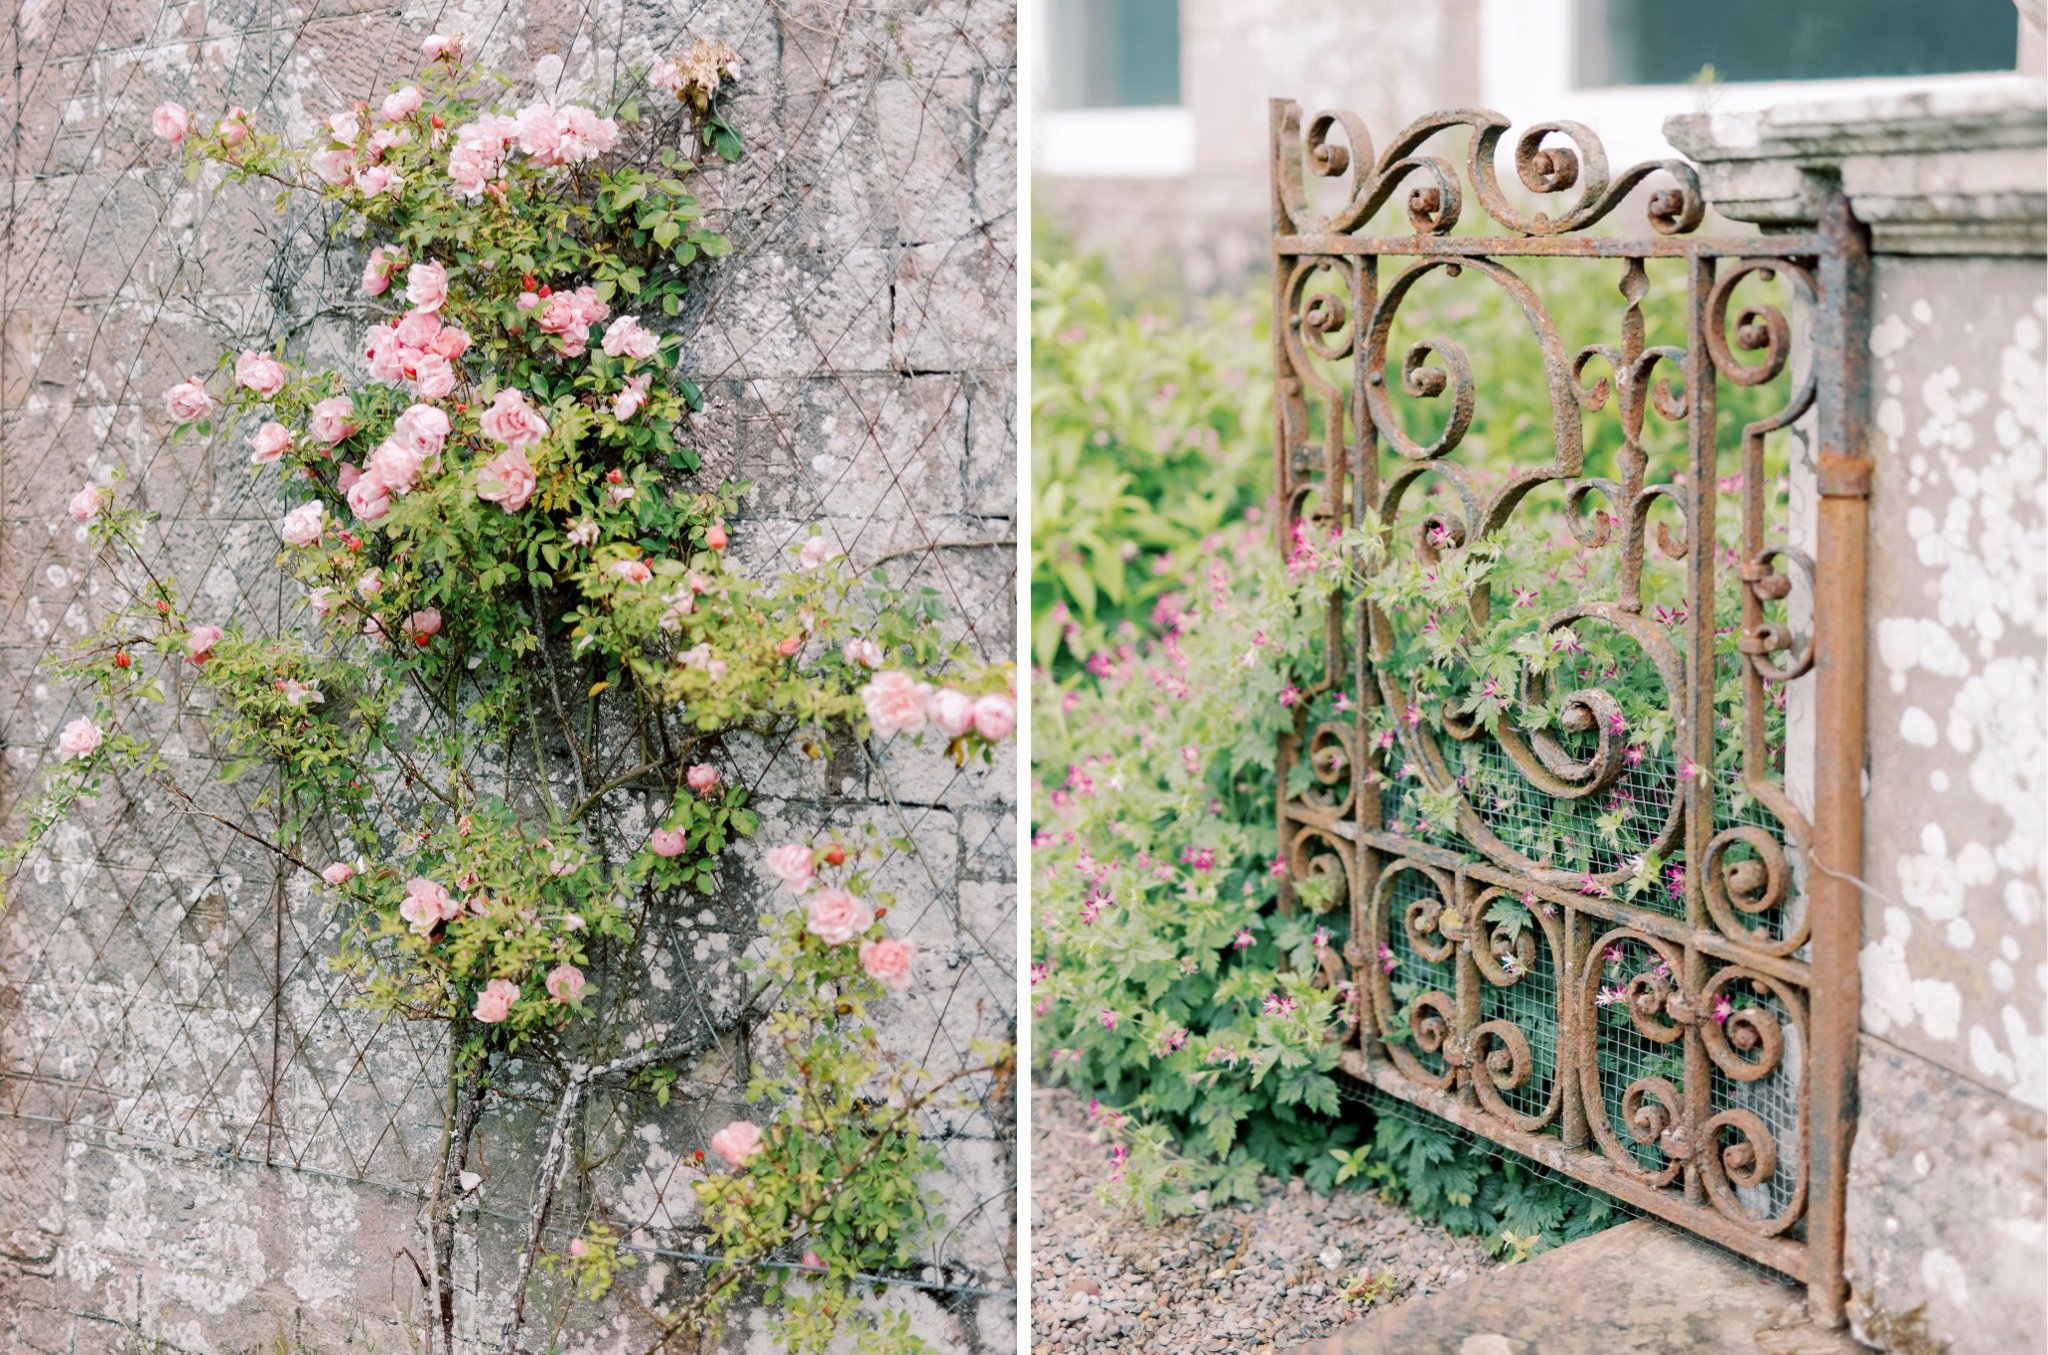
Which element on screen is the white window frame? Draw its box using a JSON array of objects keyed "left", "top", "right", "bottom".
[
  {"left": 1029, "top": 0, "right": 1195, "bottom": 178},
  {"left": 1479, "top": 0, "right": 2027, "bottom": 169}
]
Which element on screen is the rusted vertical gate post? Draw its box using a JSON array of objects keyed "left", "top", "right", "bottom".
[{"left": 1805, "top": 189, "right": 1872, "bottom": 1328}]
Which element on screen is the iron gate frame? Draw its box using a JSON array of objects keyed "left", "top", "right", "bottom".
[{"left": 1266, "top": 100, "right": 1869, "bottom": 1323}]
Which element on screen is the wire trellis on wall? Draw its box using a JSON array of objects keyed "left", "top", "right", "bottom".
[{"left": 0, "top": 1, "right": 1016, "bottom": 1349}]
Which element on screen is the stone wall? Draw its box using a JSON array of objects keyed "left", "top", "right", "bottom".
[
  {"left": 1671, "top": 82, "right": 2047, "bottom": 1355},
  {"left": 0, "top": 2, "right": 1016, "bottom": 1352}
]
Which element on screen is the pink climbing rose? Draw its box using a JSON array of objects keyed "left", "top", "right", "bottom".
[
  {"left": 321, "top": 862, "right": 355, "bottom": 885},
  {"left": 152, "top": 102, "right": 189, "bottom": 144},
  {"left": 479, "top": 388, "right": 549, "bottom": 449},
  {"left": 68, "top": 484, "right": 108, "bottom": 522},
  {"left": 859, "top": 937, "right": 916, "bottom": 994},
  {"left": 972, "top": 693, "right": 1016, "bottom": 742},
  {"left": 648, "top": 826, "right": 686, "bottom": 857},
  {"left": 927, "top": 687, "right": 976, "bottom": 738},
  {"left": 405, "top": 259, "right": 448, "bottom": 312},
  {"left": 57, "top": 717, "right": 102, "bottom": 759},
  {"left": 762, "top": 844, "right": 814, "bottom": 893},
  {"left": 861, "top": 670, "right": 930, "bottom": 737},
  {"left": 248, "top": 422, "right": 292, "bottom": 464},
  {"left": 185, "top": 625, "right": 224, "bottom": 665},
  {"left": 472, "top": 978, "right": 518, "bottom": 1024},
  {"left": 685, "top": 763, "right": 720, "bottom": 795},
  {"left": 806, "top": 887, "right": 873, "bottom": 945},
  {"left": 279, "top": 502, "right": 324, "bottom": 546},
  {"left": 709, "top": 1119, "right": 763, "bottom": 1167},
  {"left": 234, "top": 350, "right": 286, "bottom": 398},
  {"left": 308, "top": 396, "right": 357, "bottom": 445},
  {"left": 165, "top": 380, "right": 213, "bottom": 423},
  {"left": 545, "top": 963, "right": 586, "bottom": 1004},
  {"left": 474, "top": 448, "right": 537, "bottom": 513}
]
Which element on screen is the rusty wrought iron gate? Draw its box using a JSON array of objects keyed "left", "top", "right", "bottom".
[{"left": 1268, "top": 102, "right": 1869, "bottom": 1322}]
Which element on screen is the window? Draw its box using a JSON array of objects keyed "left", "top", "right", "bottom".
[
  {"left": 1045, "top": 0, "right": 1182, "bottom": 109},
  {"left": 1575, "top": 0, "right": 2020, "bottom": 87},
  {"left": 1034, "top": 0, "right": 1192, "bottom": 177}
]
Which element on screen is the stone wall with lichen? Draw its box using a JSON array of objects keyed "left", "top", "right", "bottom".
[
  {"left": 1844, "top": 251, "right": 2046, "bottom": 1355},
  {"left": 0, "top": 3, "right": 1016, "bottom": 1352}
]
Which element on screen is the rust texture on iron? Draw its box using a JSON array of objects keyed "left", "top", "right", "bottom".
[{"left": 1267, "top": 101, "right": 1866, "bottom": 1318}]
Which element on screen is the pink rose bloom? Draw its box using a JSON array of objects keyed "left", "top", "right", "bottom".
[
  {"left": 309, "top": 586, "right": 342, "bottom": 617},
  {"left": 355, "top": 568, "right": 382, "bottom": 599},
  {"left": 309, "top": 396, "right": 357, "bottom": 445},
  {"left": 928, "top": 687, "right": 976, "bottom": 739},
  {"left": 806, "top": 887, "right": 874, "bottom": 945},
  {"left": 311, "top": 148, "right": 356, "bottom": 186},
  {"left": 685, "top": 763, "right": 720, "bottom": 795},
  {"left": 393, "top": 403, "right": 451, "bottom": 457},
  {"left": 165, "top": 380, "right": 213, "bottom": 424},
  {"left": 472, "top": 978, "right": 518, "bottom": 1024},
  {"left": 446, "top": 141, "right": 500, "bottom": 197},
  {"left": 394, "top": 308, "right": 441, "bottom": 350},
  {"left": 557, "top": 104, "right": 619, "bottom": 161},
  {"left": 797, "top": 536, "right": 839, "bottom": 570},
  {"left": 235, "top": 351, "right": 287, "bottom": 398},
  {"left": 405, "top": 260, "right": 448, "bottom": 312},
  {"left": 478, "top": 388, "right": 549, "bottom": 449},
  {"left": 57, "top": 717, "right": 102, "bottom": 759},
  {"left": 410, "top": 354, "right": 457, "bottom": 402},
  {"left": 347, "top": 472, "right": 392, "bottom": 522},
  {"left": 399, "top": 876, "right": 459, "bottom": 935},
  {"left": 762, "top": 844, "right": 814, "bottom": 893},
  {"left": 402, "top": 609, "right": 442, "bottom": 642},
  {"left": 474, "top": 448, "right": 538, "bottom": 513},
  {"left": 612, "top": 373, "right": 652, "bottom": 421},
  {"left": 185, "top": 624, "right": 224, "bottom": 665},
  {"left": 248, "top": 421, "right": 292, "bottom": 465},
  {"left": 337, "top": 463, "right": 363, "bottom": 493},
  {"left": 600, "top": 315, "right": 658, "bottom": 361},
  {"left": 430, "top": 325, "right": 470, "bottom": 361},
  {"left": 279, "top": 501, "right": 324, "bottom": 546},
  {"left": 972, "top": 692, "right": 1016, "bottom": 742},
  {"left": 152, "top": 102, "right": 189, "bottom": 144},
  {"left": 354, "top": 165, "right": 398, "bottom": 196},
  {"left": 842, "top": 638, "right": 882, "bottom": 669},
  {"left": 68, "top": 483, "right": 109, "bottom": 522},
  {"left": 648, "top": 826, "right": 686, "bottom": 857},
  {"left": 861, "top": 670, "right": 930, "bottom": 737},
  {"left": 860, "top": 937, "right": 916, "bottom": 994},
  {"left": 512, "top": 103, "right": 564, "bottom": 162},
  {"left": 327, "top": 110, "right": 360, "bottom": 143},
  {"left": 545, "top": 963, "right": 586, "bottom": 1003},
  {"left": 608, "top": 559, "right": 652, "bottom": 583},
  {"left": 361, "top": 244, "right": 400, "bottom": 295},
  {"left": 321, "top": 862, "right": 355, "bottom": 885},
  {"left": 709, "top": 1119, "right": 763, "bottom": 1168},
  {"left": 422, "top": 33, "right": 460, "bottom": 61},
  {"left": 381, "top": 85, "right": 422, "bottom": 122},
  {"left": 368, "top": 438, "right": 425, "bottom": 494}
]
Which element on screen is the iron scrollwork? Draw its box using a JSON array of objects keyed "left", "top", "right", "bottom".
[{"left": 1271, "top": 99, "right": 1862, "bottom": 1296}]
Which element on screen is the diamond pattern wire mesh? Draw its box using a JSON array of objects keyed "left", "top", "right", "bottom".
[{"left": 0, "top": 0, "right": 1014, "bottom": 1342}]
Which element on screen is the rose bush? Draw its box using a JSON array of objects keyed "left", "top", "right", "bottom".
[{"left": 5, "top": 36, "right": 1011, "bottom": 1355}]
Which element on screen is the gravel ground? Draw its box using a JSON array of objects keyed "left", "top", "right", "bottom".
[{"left": 1030, "top": 1088, "right": 1503, "bottom": 1353}]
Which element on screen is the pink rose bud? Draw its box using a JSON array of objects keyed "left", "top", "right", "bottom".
[
  {"left": 321, "top": 862, "right": 355, "bottom": 885},
  {"left": 704, "top": 523, "right": 728, "bottom": 551},
  {"left": 568, "top": 1238, "right": 588, "bottom": 1259},
  {"left": 776, "top": 634, "right": 803, "bottom": 658}
]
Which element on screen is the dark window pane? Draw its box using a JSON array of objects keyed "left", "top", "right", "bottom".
[
  {"left": 1577, "top": 0, "right": 2018, "bottom": 86},
  {"left": 1047, "top": 0, "right": 1182, "bottom": 108}
]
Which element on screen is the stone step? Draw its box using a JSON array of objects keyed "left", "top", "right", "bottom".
[{"left": 1284, "top": 1218, "right": 1874, "bottom": 1355}]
